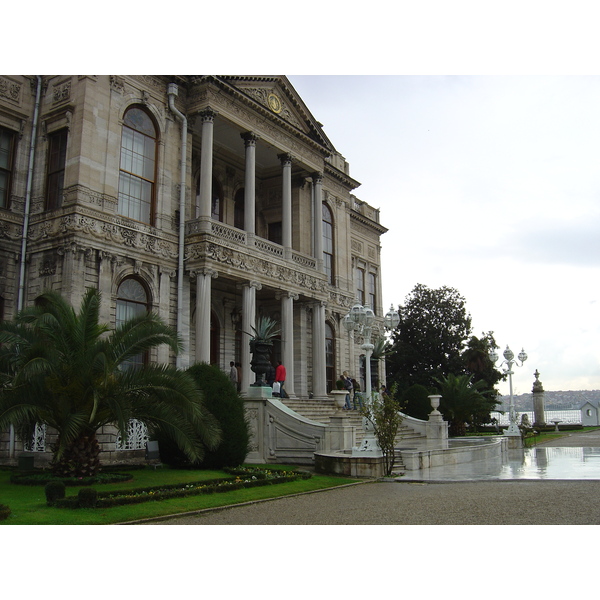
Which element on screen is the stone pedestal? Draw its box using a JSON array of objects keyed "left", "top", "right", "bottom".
[
  {"left": 425, "top": 395, "right": 448, "bottom": 443},
  {"left": 326, "top": 415, "right": 355, "bottom": 452},
  {"left": 505, "top": 435, "right": 523, "bottom": 449},
  {"left": 246, "top": 385, "right": 273, "bottom": 399},
  {"left": 426, "top": 413, "right": 449, "bottom": 442},
  {"left": 532, "top": 369, "right": 546, "bottom": 427}
]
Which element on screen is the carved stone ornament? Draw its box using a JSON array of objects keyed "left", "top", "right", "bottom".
[
  {"left": 244, "top": 87, "right": 302, "bottom": 129},
  {"left": 0, "top": 76, "right": 22, "bottom": 104}
]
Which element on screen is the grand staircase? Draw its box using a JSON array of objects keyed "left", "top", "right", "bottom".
[{"left": 280, "top": 397, "right": 427, "bottom": 473}]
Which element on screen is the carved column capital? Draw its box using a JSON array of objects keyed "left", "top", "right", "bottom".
[
  {"left": 278, "top": 152, "right": 293, "bottom": 167},
  {"left": 199, "top": 108, "right": 217, "bottom": 123},
  {"left": 241, "top": 131, "right": 259, "bottom": 146}
]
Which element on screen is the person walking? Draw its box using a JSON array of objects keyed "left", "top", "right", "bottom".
[
  {"left": 275, "top": 361, "right": 287, "bottom": 399},
  {"left": 341, "top": 371, "right": 353, "bottom": 410},
  {"left": 352, "top": 378, "right": 363, "bottom": 410}
]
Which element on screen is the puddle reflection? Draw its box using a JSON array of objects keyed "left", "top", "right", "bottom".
[{"left": 404, "top": 447, "right": 600, "bottom": 481}]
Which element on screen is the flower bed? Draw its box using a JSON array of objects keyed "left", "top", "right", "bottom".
[{"left": 53, "top": 467, "right": 312, "bottom": 509}]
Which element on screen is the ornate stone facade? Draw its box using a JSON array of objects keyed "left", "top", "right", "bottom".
[{"left": 0, "top": 75, "right": 389, "bottom": 461}]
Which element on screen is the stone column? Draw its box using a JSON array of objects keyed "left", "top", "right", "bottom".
[
  {"left": 280, "top": 291, "right": 298, "bottom": 398},
  {"left": 194, "top": 268, "right": 217, "bottom": 364},
  {"left": 158, "top": 266, "right": 176, "bottom": 366},
  {"left": 198, "top": 109, "right": 216, "bottom": 223},
  {"left": 312, "top": 300, "right": 328, "bottom": 399},
  {"left": 241, "top": 281, "right": 262, "bottom": 391},
  {"left": 241, "top": 132, "right": 258, "bottom": 238},
  {"left": 312, "top": 172, "right": 324, "bottom": 272},
  {"left": 97, "top": 251, "right": 115, "bottom": 326},
  {"left": 532, "top": 369, "right": 546, "bottom": 427},
  {"left": 279, "top": 153, "right": 292, "bottom": 257}
]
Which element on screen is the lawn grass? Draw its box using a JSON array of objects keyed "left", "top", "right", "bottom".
[{"left": 0, "top": 465, "right": 358, "bottom": 525}]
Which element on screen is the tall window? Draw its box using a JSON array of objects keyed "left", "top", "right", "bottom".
[
  {"left": 268, "top": 221, "right": 282, "bottom": 245},
  {"left": 234, "top": 188, "right": 245, "bottom": 229},
  {"left": 356, "top": 267, "right": 365, "bottom": 304},
  {"left": 212, "top": 178, "right": 223, "bottom": 221},
  {"left": 368, "top": 272, "right": 376, "bottom": 311},
  {"left": 325, "top": 322, "right": 335, "bottom": 393},
  {"left": 116, "top": 278, "right": 149, "bottom": 370},
  {"left": 322, "top": 204, "right": 334, "bottom": 284},
  {"left": 46, "top": 129, "right": 68, "bottom": 210},
  {"left": 0, "top": 126, "right": 15, "bottom": 209},
  {"left": 118, "top": 107, "right": 157, "bottom": 224}
]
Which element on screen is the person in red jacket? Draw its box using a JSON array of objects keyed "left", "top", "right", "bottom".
[{"left": 275, "top": 361, "right": 287, "bottom": 398}]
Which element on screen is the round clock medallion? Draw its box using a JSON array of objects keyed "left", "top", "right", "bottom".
[{"left": 267, "top": 93, "right": 282, "bottom": 114}]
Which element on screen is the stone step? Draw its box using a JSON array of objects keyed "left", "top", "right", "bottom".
[{"left": 281, "top": 398, "right": 426, "bottom": 448}]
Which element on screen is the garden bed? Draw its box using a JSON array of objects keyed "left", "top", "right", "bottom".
[{"left": 52, "top": 467, "right": 311, "bottom": 509}]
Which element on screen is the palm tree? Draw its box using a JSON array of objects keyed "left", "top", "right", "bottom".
[
  {"left": 0, "top": 288, "right": 220, "bottom": 476},
  {"left": 434, "top": 373, "right": 492, "bottom": 436}
]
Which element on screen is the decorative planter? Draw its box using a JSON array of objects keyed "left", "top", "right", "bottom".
[
  {"left": 250, "top": 340, "right": 273, "bottom": 386},
  {"left": 329, "top": 390, "right": 349, "bottom": 412}
]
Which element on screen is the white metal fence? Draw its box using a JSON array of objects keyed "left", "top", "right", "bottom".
[{"left": 489, "top": 410, "right": 582, "bottom": 426}]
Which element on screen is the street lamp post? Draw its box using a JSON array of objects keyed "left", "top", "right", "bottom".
[
  {"left": 343, "top": 302, "right": 376, "bottom": 399},
  {"left": 489, "top": 345, "right": 528, "bottom": 437}
]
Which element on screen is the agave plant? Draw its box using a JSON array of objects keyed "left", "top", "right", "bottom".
[{"left": 248, "top": 316, "right": 280, "bottom": 343}]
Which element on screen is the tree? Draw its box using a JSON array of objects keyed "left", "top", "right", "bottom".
[
  {"left": 386, "top": 284, "right": 473, "bottom": 394},
  {"left": 0, "top": 288, "right": 221, "bottom": 476},
  {"left": 463, "top": 332, "right": 504, "bottom": 390},
  {"left": 400, "top": 384, "right": 434, "bottom": 421},
  {"left": 157, "top": 363, "right": 251, "bottom": 469},
  {"left": 360, "top": 385, "right": 403, "bottom": 477},
  {"left": 433, "top": 373, "right": 493, "bottom": 436}
]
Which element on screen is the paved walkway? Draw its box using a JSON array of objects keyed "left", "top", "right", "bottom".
[{"left": 139, "top": 429, "right": 600, "bottom": 526}]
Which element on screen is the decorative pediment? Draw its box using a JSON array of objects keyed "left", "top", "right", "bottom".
[{"left": 216, "top": 76, "right": 334, "bottom": 151}]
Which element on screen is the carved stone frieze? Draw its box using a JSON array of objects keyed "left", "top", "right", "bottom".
[
  {"left": 185, "top": 240, "right": 328, "bottom": 295},
  {"left": 0, "top": 76, "right": 22, "bottom": 105},
  {"left": 24, "top": 211, "right": 178, "bottom": 260},
  {"left": 52, "top": 79, "right": 71, "bottom": 104}
]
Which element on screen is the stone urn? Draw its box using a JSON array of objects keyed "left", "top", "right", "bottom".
[
  {"left": 330, "top": 390, "right": 349, "bottom": 412},
  {"left": 248, "top": 316, "right": 280, "bottom": 387},
  {"left": 250, "top": 339, "right": 273, "bottom": 387}
]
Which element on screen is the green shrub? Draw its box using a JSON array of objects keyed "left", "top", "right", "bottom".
[
  {"left": 44, "top": 480, "right": 66, "bottom": 505},
  {"left": 0, "top": 503, "right": 11, "bottom": 521},
  {"left": 78, "top": 487, "right": 98, "bottom": 508},
  {"left": 157, "top": 363, "right": 250, "bottom": 469},
  {"left": 401, "top": 384, "right": 433, "bottom": 420}
]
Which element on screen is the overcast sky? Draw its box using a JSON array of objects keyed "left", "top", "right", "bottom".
[
  {"left": 288, "top": 75, "right": 600, "bottom": 396},
  {"left": 13, "top": 2, "right": 600, "bottom": 397}
]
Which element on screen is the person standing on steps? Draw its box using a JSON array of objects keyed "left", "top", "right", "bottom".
[{"left": 275, "top": 360, "right": 287, "bottom": 399}]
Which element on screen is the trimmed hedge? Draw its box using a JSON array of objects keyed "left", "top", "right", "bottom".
[
  {"left": 11, "top": 471, "right": 133, "bottom": 486},
  {"left": 53, "top": 467, "right": 311, "bottom": 509},
  {"left": 0, "top": 504, "right": 11, "bottom": 521}
]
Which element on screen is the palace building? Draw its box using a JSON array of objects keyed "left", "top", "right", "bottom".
[{"left": 0, "top": 75, "right": 389, "bottom": 461}]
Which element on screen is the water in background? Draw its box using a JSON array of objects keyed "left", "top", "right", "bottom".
[{"left": 489, "top": 409, "right": 581, "bottom": 426}]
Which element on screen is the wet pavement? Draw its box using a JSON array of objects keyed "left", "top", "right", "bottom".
[{"left": 133, "top": 429, "right": 600, "bottom": 525}]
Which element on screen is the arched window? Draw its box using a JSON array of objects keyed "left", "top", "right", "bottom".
[
  {"left": 234, "top": 187, "right": 245, "bottom": 230},
  {"left": 322, "top": 204, "right": 334, "bottom": 284},
  {"left": 118, "top": 107, "right": 157, "bottom": 224},
  {"left": 325, "top": 321, "right": 335, "bottom": 393},
  {"left": 116, "top": 278, "right": 149, "bottom": 370}
]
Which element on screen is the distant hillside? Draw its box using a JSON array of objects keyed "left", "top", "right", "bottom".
[{"left": 496, "top": 390, "right": 600, "bottom": 411}]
